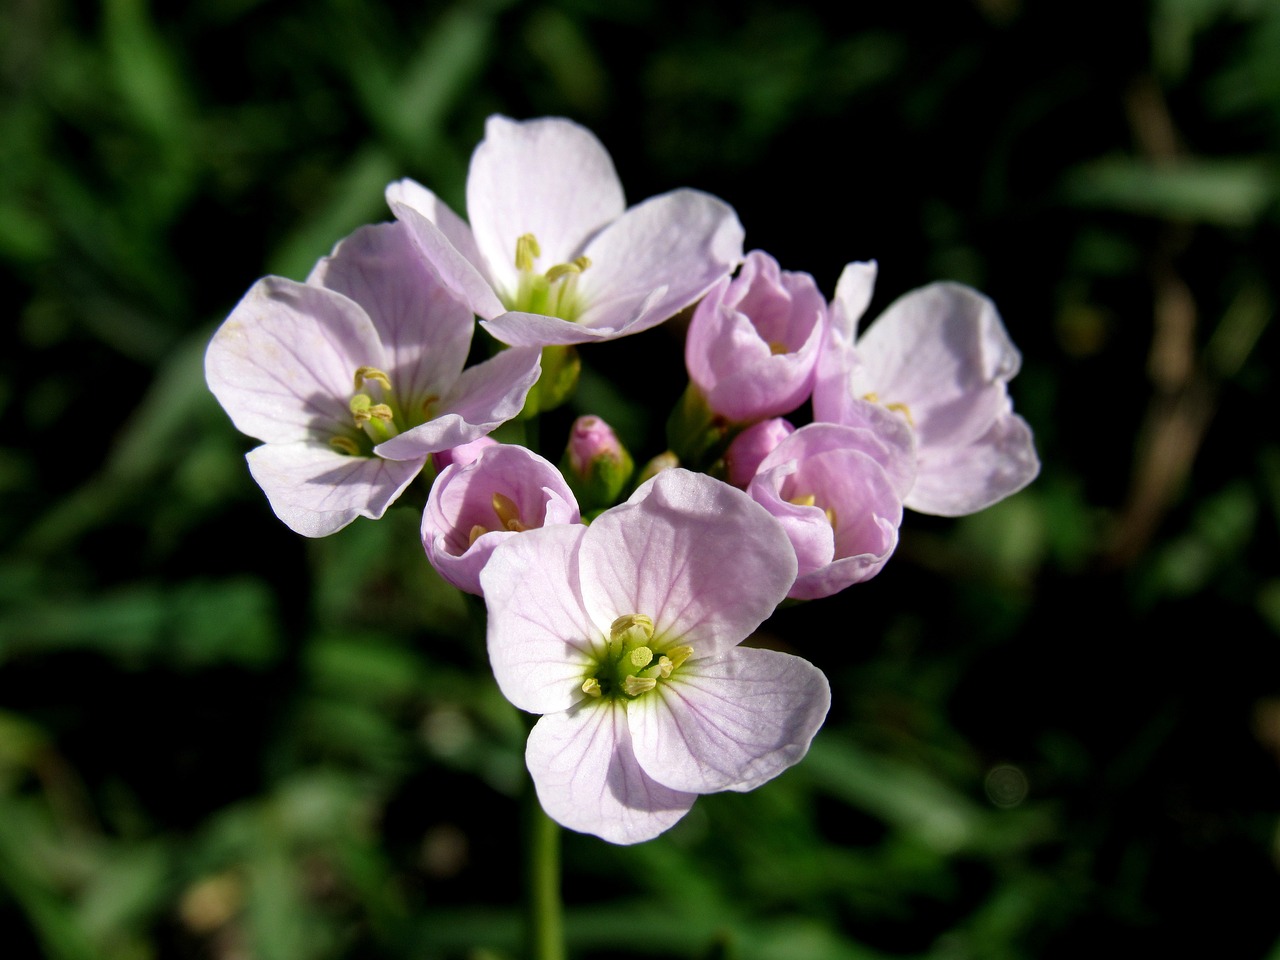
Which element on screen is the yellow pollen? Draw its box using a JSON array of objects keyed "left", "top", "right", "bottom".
[
  {"left": 657, "top": 656, "right": 674, "bottom": 679},
  {"left": 353, "top": 366, "right": 392, "bottom": 392},
  {"left": 788, "top": 493, "right": 817, "bottom": 508},
  {"left": 769, "top": 340, "right": 789, "bottom": 355},
  {"left": 467, "top": 524, "right": 489, "bottom": 546},
  {"left": 515, "top": 233, "right": 541, "bottom": 271},
  {"left": 862, "top": 391, "right": 879, "bottom": 403},
  {"left": 630, "top": 646, "right": 654, "bottom": 669},
  {"left": 825, "top": 506, "right": 838, "bottom": 529},
  {"left": 581, "top": 678, "right": 602, "bottom": 697},
  {"left": 328, "top": 435, "right": 360, "bottom": 456}
]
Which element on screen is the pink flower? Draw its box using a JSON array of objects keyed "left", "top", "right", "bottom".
[
  {"left": 387, "top": 115, "right": 744, "bottom": 348},
  {"left": 748, "top": 420, "right": 915, "bottom": 600},
  {"left": 813, "top": 262, "right": 1040, "bottom": 516},
  {"left": 205, "top": 222, "right": 541, "bottom": 537},
  {"left": 422, "top": 443, "right": 581, "bottom": 596},
  {"left": 481, "top": 470, "right": 829, "bottom": 844},
  {"left": 685, "top": 250, "right": 827, "bottom": 423}
]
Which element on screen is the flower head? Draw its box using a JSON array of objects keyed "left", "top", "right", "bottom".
[
  {"left": 387, "top": 115, "right": 745, "bottom": 348},
  {"left": 813, "top": 262, "right": 1040, "bottom": 516},
  {"left": 422, "top": 443, "right": 581, "bottom": 596},
  {"left": 748, "top": 421, "right": 915, "bottom": 599},
  {"left": 481, "top": 469, "right": 829, "bottom": 844},
  {"left": 685, "top": 250, "right": 827, "bottom": 423},
  {"left": 205, "top": 221, "right": 541, "bottom": 536}
]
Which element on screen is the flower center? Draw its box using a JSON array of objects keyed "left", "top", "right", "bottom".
[
  {"left": 788, "top": 492, "right": 838, "bottom": 530},
  {"left": 329, "top": 366, "right": 438, "bottom": 457},
  {"left": 466, "top": 492, "right": 529, "bottom": 547},
  {"left": 504, "top": 232, "right": 591, "bottom": 321},
  {"left": 580, "top": 614, "right": 693, "bottom": 701}
]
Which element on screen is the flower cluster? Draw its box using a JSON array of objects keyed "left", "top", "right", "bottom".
[{"left": 206, "top": 115, "right": 1039, "bottom": 844}]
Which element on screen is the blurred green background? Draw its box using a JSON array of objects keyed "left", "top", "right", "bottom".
[{"left": 2, "top": 0, "right": 1278, "bottom": 957}]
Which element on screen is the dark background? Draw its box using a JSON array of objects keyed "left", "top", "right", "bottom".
[{"left": 2, "top": 0, "right": 1278, "bottom": 957}]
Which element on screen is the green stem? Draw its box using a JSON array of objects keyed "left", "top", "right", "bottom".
[{"left": 523, "top": 779, "right": 565, "bottom": 960}]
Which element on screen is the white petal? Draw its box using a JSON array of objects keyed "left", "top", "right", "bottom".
[
  {"left": 385, "top": 178, "right": 489, "bottom": 280},
  {"left": 205, "top": 278, "right": 385, "bottom": 444},
  {"left": 245, "top": 442, "right": 423, "bottom": 537},
  {"left": 308, "top": 222, "right": 475, "bottom": 417},
  {"left": 391, "top": 200, "right": 508, "bottom": 320},
  {"left": 482, "top": 524, "right": 600, "bottom": 714},
  {"left": 629, "top": 647, "right": 830, "bottom": 794},
  {"left": 526, "top": 704, "right": 696, "bottom": 845},
  {"left": 906, "top": 411, "right": 1041, "bottom": 516},
  {"left": 467, "top": 115, "right": 626, "bottom": 299}
]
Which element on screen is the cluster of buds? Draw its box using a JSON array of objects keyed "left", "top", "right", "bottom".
[{"left": 206, "top": 115, "right": 1039, "bottom": 844}]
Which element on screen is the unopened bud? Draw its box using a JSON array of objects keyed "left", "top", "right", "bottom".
[{"left": 562, "top": 415, "right": 634, "bottom": 510}]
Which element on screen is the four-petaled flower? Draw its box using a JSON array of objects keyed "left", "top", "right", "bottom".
[
  {"left": 205, "top": 221, "right": 541, "bottom": 536},
  {"left": 481, "top": 469, "right": 831, "bottom": 844},
  {"left": 387, "top": 115, "right": 745, "bottom": 348},
  {"left": 813, "top": 261, "right": 1040, "bottom": 516}
]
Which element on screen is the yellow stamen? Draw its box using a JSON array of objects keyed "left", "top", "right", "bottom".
[
  {"left": 367, "top": 403, "right": 394, "bottom": 422},
  {"left": 467, "top": 524, "right": 489, "bottom": 546},
  {"left": 788, "top": 493, "right": 817, "bottom": 508},
  {"left": 515, "top": 233, "right": 541, "bottom": 271},
  {"left": 328, "top": 435, "right": 361, "bottom": 456},
  {"left": 581, "top": 678, "right": 602, "bottom": 697},
  {"left": 862, "top": 391, "right": 880, "bottom": 403},
  {"left": 492, "top": 492, "right": 526, "bottom": 532},
  {"left": 657, "top": 656, "right": 674, "bottom": 679},
  {"left": 350, "top": 394, "right": 373, "bottom": 422},
  {"left": 544, "top": 261, "right": 582, "bottom": 283},
  {"left": 353, "top": 366, "right": 392, "bottom": 392},
  {"left": 769, "top": 341, "right": 789, "bottom": 355},
  {"left": 665, "top": 645, "right": 693, "bottom": 670},
  {"left": 622, "top": 676, "right": 657, "bottom": 697},
  {"left": 825, "top": 506, "right": 838, "bottom": 529},
  {"left": 610, "top": 614, "right": 654, "bottom": 648}
]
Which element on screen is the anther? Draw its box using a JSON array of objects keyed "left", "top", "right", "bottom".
[
  {"left": 629, "top": 646, "right": 654, "bottom": 669},
  {"left": 515, "top": 233, "right": 541, "bottom": 272},
  {"left": 544, "top": 262, "right": 582, "bottom": 283},
  {"left": 657, "top": 656, "right": 674, "bottom": 679},
  {"left": 467, "top": 524, "right": 489, "bottom": 546},
  {"left": 665, "top": 645, "right": 693, "bottom": 670},
  {"left": 610, "top": 614, "right": 654, "bottom": 648},
  {"left": 350, "top": 394, "right": 373, "bottom": 422},
  {"left": 788, "top": 493, "right": 817, "bottom": 508},
  {"left": 492, "top": 493, "right": 526, "bottom": 532},
  {"left": 581, "top": 678, "right": 602, "bottom": 697},
  {"left": 622, "top": 676, "right": 657, "bottom": 697},
  {"left": 886, "top": 401, "right": 915, "bottom": 426},
  {"left": 769, "top": 341, "right": 789, "bottom": 355},
  {"left": 353, "top": 366, "right": 392, "bottom": 392},
  {"left": 862, "top": 391, "right": 880, "bottom": 404},
  {"left": 328, "top": 435, "right": 361, "bottom": 456}
]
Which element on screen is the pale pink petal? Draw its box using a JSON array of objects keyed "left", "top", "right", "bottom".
[
  {"left": 830, "top": 260, "right": 878, "bottom": 342},
  {"left": 906, "top": 411, "right": 1040, "bottom": 516},
  {"left": 857, "top": 282, "right": 1020, "bottom": 451},
  {"left": 391, "top": 200, "right": 508, "bottom": 320},
  {"left": 432, "top": 436, "right": 499, "bottom": 472},
  {"left": 373, "top": 347, "right": 541, "bottom": 460},
  {"left": 629, "top": 647, "right": 830, "bottom": 794},
  {"left": 573, "top": 189, "right": 744, "bottom": 335},
  {"left": 577, "top": 470, "right": 796, "bottom": 656},
  {"left": 812, "top": 261, "right": 878, "bottom": 425},
  {"left": 526, "top": 703, "right": 696, "bottom": 845},
  {"left": 385, "top": 178, "right": 489, "bottom": 281},
  {"left": 723, "top": 418, "right": 795, "bottom": 488},
  {"left": 205, "top": 278, "right": 385, "bottom": 444},
  {"left": 307, "top": 222, "right": 474, "bottom": 413},
  {"left": 467, "top": 116, "right": 626, "bottom": 300},
  {"left": 245, "top": 442, "right": 423, "bottom": 537},
  {"left": 482, "top": 524, "right": 600, "bottom": 714},
  {"left": 479, "top": 306, "right": 665, "bottom": 348}
]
